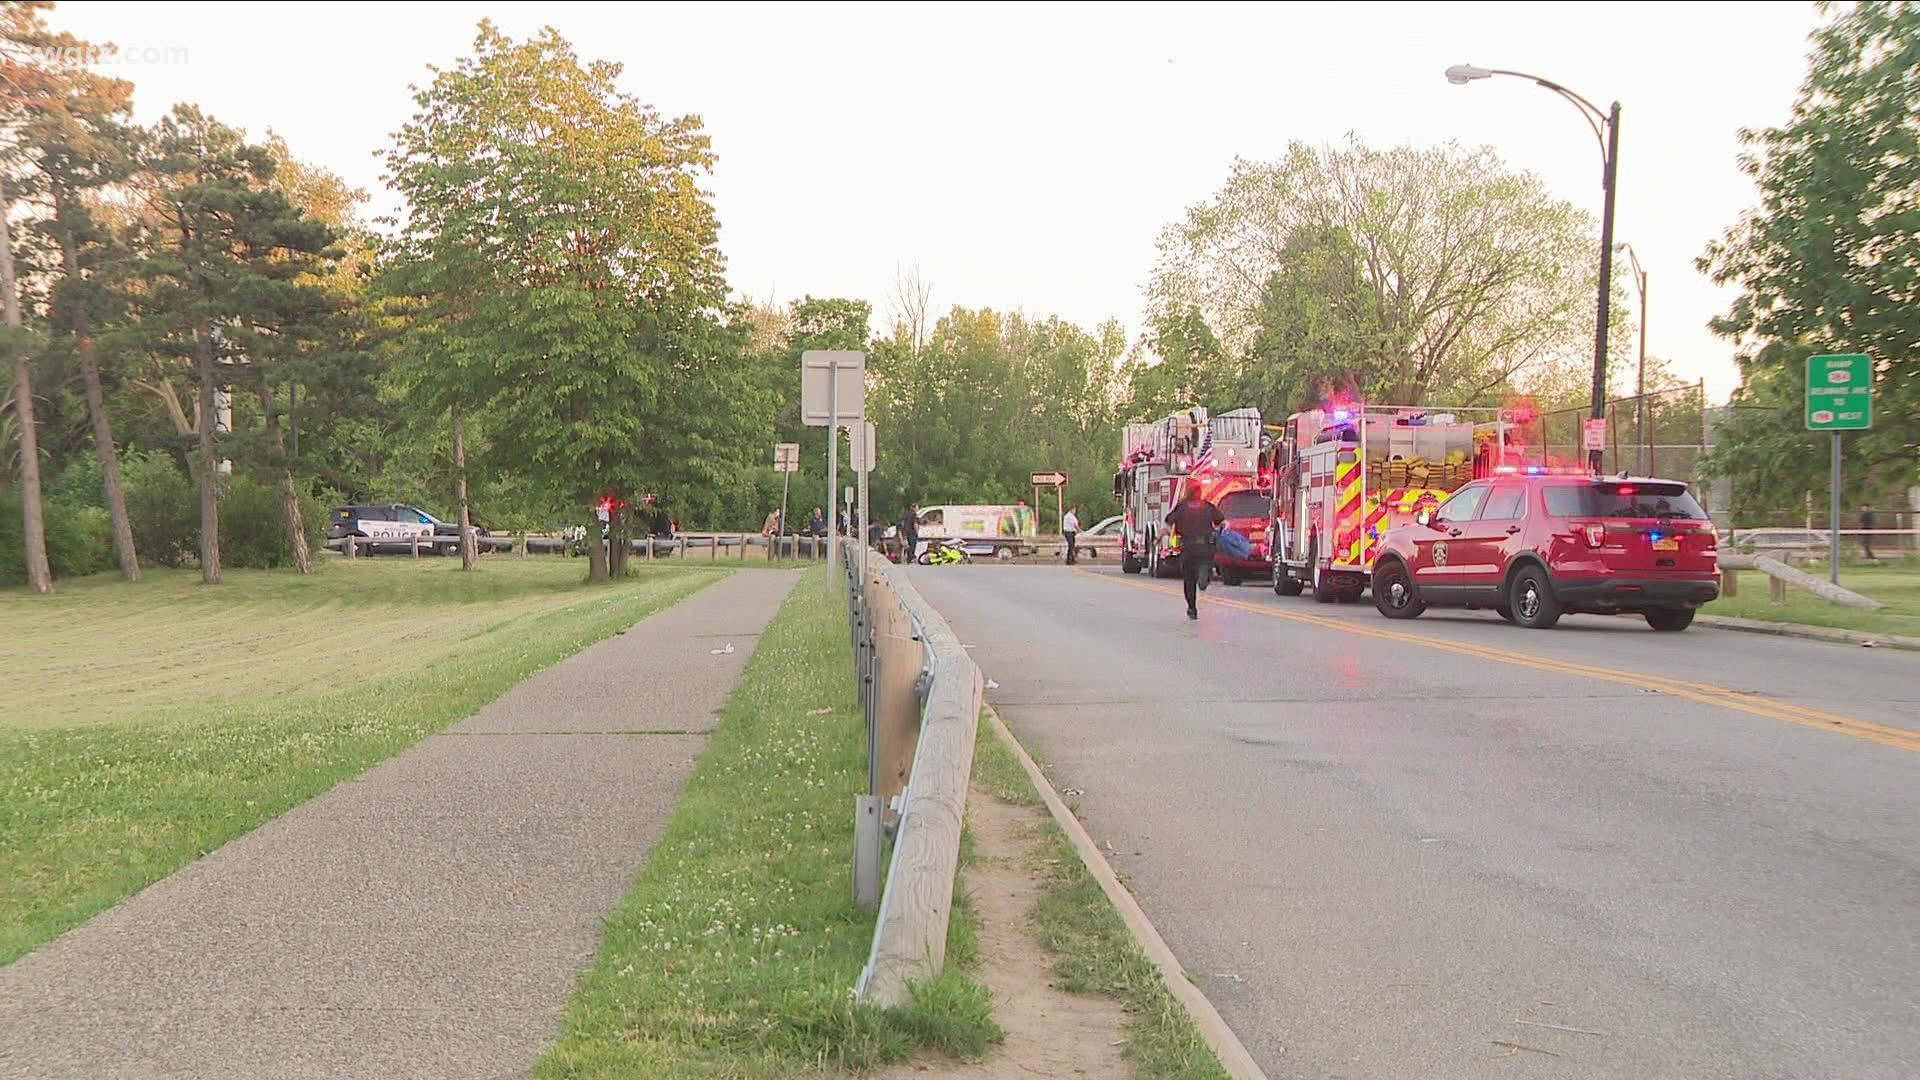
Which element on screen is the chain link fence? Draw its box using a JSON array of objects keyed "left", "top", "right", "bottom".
[{"left": 1508, "top": 382, "right": 1710, "bottom": 482}]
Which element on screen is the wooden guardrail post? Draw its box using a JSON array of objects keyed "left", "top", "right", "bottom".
[
  {"left": 1769, "top": 574, "right": 1788, "bottom": 605},
  {"left": 1722, "top": 567, "right": 1738, "bottom": 597}
]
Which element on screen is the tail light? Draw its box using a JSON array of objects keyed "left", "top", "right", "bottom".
[{"left": 1580, "top": 522, "right": 1606, "bottom": 548}]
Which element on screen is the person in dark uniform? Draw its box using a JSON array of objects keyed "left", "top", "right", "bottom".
[
  {"left": 898, "top": 503, "right": 921, "bottom": 564},
  {"left": 1860, "top": 503, "right": 1877, "bottom": 561},
  {"left": 1164, "top": 489, "right": 1224, "bottom": 620}
]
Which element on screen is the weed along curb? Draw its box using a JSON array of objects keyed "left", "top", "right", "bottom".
[{"left": 984, "top": 705, "right": 1272, "bottom": 1080}]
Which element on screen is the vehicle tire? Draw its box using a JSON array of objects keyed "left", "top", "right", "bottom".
[
  {"left": 1373, "top": 561, "right": 1425, "bottom": 619},
  {"left": 917, "top": 552, "right": 931, "bottom": 566},
  {"left": 1122, "top": 550, "right": 1142, "bottom": 574},
  {"left": 1221, "top": 568, "right": 1244, "bottom": 587},
  {"left": 1274, "top": 575, "right": 1304, "bottom": 597},
  {"left": 996, "top": 546, "right": 1015, "bottom": 563},
  {"left": 1508, "top": 565, "right": 1562, "bottom": 629},
  {"left": 1496, "top": 605, "right": 1517, "bottom": 624},
  {"left": 1310, "top": 542, "right": 1337, "bottom": 605},
  {"left": 1645, "top": 607, "right": 1695, "bottom": 632}
]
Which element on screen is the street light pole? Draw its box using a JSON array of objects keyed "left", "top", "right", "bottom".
[
  {"left": 1617, "top": 243, "right": 1649, "bottom": 476},
  {"left": 1591, "top": 103, "right": 1620, "bottom": 475},
  {"left": 1444, "top": 65, "right": 1621, "bottom": 474}
]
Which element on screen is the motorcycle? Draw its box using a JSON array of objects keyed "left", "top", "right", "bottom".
[{"left": 916, "top": 538, "right": 970, "bottom": 566}]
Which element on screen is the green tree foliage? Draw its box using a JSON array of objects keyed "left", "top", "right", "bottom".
[
  {"left": 1148, "top": 137, "right": 1619, "bottom": 411},
  {"left": 867, "top": 306, "right": 1128, "bottom": 524},
  {"left": 379, "top": 22, "right": 762, "bottom": 579},
  {"left": 1700, "top": 1, "right": 1919, "bottom": 519},
  {"left": 133, "top": 105, "right": 341, "bottom": 581}
]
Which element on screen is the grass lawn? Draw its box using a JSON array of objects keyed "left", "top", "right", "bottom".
[
  {"left": 972, "top": 713, "right": 1230, "bottom": 1080},
  {"left": 537, "top": 572, "right": 997, "bottom": 1079},
  {"left": 1706, "top": 561, "right": 1920, "bottom": 638},
  {"left": 0, "top": 558, "right": 717, "bottom": 964}
]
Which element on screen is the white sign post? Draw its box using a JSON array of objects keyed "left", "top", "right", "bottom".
[{"left": 803, "top": 351, "right": 865, "bottom": 591}]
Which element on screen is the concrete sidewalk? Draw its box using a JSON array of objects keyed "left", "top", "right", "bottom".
[{"left": 0, "top": 569, "right": 799, "bottom": 1080}]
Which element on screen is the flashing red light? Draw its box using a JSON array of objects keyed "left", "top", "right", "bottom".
[{"left": 1616, "top": 485, "right": 1635, "bottom": 496}]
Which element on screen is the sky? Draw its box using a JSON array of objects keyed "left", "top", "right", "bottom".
[{"left": 54, "top": 1, "right": 1823, "bottom": 404}]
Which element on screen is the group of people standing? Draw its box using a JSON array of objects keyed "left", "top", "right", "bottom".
[{"left": 760, "top": 506, "right": 847, "bottom": 538}]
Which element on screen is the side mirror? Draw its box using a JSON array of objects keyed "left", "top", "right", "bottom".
[{"left": 1416, "top": 510, "right": 1435, "bottom": 529}]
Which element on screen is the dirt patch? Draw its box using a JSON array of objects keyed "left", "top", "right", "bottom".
[{"left": 874, "top": 783, "right": 1132, "bottom": 1080}]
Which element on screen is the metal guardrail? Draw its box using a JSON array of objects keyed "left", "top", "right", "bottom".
[
  {"left": 839, "top": 544, "right": 983, "bottom": 1008},
  {"left": 328, "top": 532, "right": 836, "bottom": 560}
]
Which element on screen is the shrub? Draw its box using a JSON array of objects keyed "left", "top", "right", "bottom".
[
  {"left": 0, "top": 490, "right": 115, "bottom": 587},
  {"left": 218, "top": 473, "right": 327, "bottom": 570}
]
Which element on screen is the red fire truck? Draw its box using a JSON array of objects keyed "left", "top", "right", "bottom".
[
  {"left": 1112, "top": 407, "right": 1265, "bottom": 578},
  {"left": 1268, "top": 404, "right": 1513, "bottom": 601}
]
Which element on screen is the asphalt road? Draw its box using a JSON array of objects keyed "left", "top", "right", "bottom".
[{"left": 909, "top": 563, "right": 1920, "bottom": 1080}]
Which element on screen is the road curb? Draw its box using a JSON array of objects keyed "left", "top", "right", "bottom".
[
  {"left": 1697, "top": 615, "right": 1920, "bottom": 652},
  {"left": 983, "top": 706, "right": 1271, "bottom": 1080}
]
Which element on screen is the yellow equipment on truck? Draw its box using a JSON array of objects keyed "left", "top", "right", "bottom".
[{"left": 1269, "top": 404, "right": 1511, "bottom": 601}]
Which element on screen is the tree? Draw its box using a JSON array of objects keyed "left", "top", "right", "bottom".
[
  {"left": 1149, "top": 137, "right": 1618, "bottom": 409},
  {"left": 135, "top": 105, "right": 339, "bottom": 582},
  {"left": 0, "top": 0, "right": 67, "bottom": 593},
  {"left": 23, "top": 29, "right": 141, "bottom": 580},
  {"left": 1700, "top": 1, "right": 1920, "bottom": 513},
  {"left": 381, "top": 23, "right": 750, "bottom": 582}
]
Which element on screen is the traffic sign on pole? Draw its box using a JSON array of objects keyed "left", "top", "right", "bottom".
[
  {"left": 849, "top": 422, "right": 876, "bottom": 474},
  {"left": 801, "top": 350, "right": 865, "bottom": 427},
  {"left": 1805, "top": 354, "right": 1872, "bottom": 430},
  {"left": 1807, "top": 355, "right": 1872, "bottom": 586},
  {"left": 773, "top": 443, "right": 800, "bottom": 473},
  {"left": 1029, "top": 471, "right": 1068, "bottom": 487},
  {"left": 1582, "top": 418, "right": 1607, "bottom": 454}
]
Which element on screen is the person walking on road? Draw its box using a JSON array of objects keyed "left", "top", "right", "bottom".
[
  {"left": 1062, "top": 506, "right": 1081, "bottom": 566},
  {"left": 1860, "top": 503, "right": 1877, "bottom": 561},
  {"left": 1165, "top": 488, "right": 1223, "bottom": 620}
]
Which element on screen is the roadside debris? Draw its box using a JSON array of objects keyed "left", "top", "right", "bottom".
[{"left": 709, "top": 643, "right": 735, "bottom": 655}]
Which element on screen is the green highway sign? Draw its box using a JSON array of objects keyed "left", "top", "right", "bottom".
[{"left": 1805, "top": 353, "right": 1872, "bottom": 430}]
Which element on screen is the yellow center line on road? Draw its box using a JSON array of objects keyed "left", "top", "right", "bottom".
[{"left": 1076, "top": 569, "right": 1920, "bottom": 754}]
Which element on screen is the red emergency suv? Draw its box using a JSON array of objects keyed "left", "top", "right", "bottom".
[
  {"left": 1214, "top": 488, "right": 1274, "bottom": 586},
  {"left": 1369, "top": 473, "right": 1719, "bottom": 631}
]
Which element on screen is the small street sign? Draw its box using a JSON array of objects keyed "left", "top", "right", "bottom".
[
  {"left": 1582, "top": 418, "right": 1607, "bottom": 453},
  {"left": 849, "top": 422, "right": 877, "bottom": 474},
  {"left": 1030, "top": 471, "right": 1069, "bottom": 487},
  {"left": 773, "top": 443, "right": 800, "bottom": 473},
  {"left": 1805, "top": 353, "right": 1872, "bottom": 430}
]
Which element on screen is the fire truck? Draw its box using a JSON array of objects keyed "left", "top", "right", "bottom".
[
  {"left": 1112, "top": 407, "right": 1264, "bottom": 577},
  {"left": 1268, "top": 404, "right": 1512, "bottom": 601}
]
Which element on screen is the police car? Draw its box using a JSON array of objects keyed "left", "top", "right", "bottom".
[{"left": 328, "top": 503, "right": 483, "bottom": 554}]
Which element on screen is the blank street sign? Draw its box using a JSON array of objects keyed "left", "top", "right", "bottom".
[
  {"left": 774, "top": 443, "right": 800, "bottom": 472},
  {"left": 849, "top": 423, "right": 877, "bottom": 474},
  {"left": 801, "top": 350, "right": 865, "bottom": 427}
]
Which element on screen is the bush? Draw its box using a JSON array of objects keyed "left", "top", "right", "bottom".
[
  {"left": 42, "top": 450, "right": 199, "bottom": 568},
  {"left": 218, "top": 473, "right": 327, "bottom": 570},
  {"left": 125, "top": 453, "right": 198, "bottom": 568},
  {"left": 0, "top": 490, "right": 115, "bottom": 587}
]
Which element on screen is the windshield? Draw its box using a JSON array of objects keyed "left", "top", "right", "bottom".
[
  {"left": 1544, "top": 482, "right": 1707, "bottom": 519},
  {"left": 1219, "top": 491, "right": 1272, "bottom": 519}
]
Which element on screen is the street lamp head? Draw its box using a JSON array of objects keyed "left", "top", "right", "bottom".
[{"left": 1445, "top": 64, "right": 1493, "bottom": 85}]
